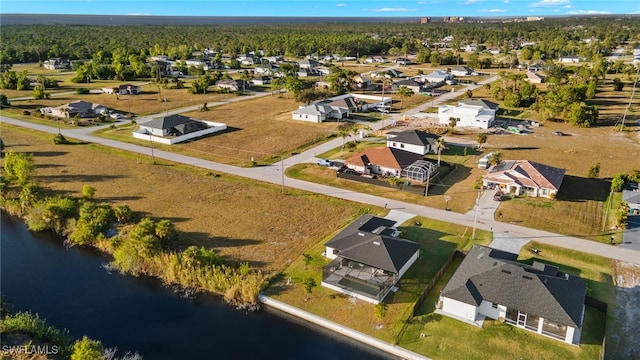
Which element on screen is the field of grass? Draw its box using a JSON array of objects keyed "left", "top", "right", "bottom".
[
  {"left": 1, "top": 124, "right": 369, "bottom": 273},
  {"left": 264, "top": 216, "right": 491, "bottom": 344},
  {"left": 397, "top": 242, "right": 610, "bottom": 360}
]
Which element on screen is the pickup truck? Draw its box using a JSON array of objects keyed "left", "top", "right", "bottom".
[{"left": 317, "top": 159, "right": 334, "bottom": 167}]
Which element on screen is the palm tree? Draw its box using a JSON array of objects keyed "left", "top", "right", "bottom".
[
  {"left": 489, "top": 152, "right": 503, "bottom": 166},
  {"left": 396, "top": 86, "right": 414, "bottom": 109},
  {"left": 434, "top": 137, "right": 447, "bottom": 166},
  {"left": 476, "top": 132, "right": 487, "bottom": 149}
]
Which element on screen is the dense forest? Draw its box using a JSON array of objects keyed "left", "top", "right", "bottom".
[{"left": 1, "top": 16, "right": 639, "bottom": 64}]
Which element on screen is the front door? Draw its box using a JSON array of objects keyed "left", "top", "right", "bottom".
[{"left": 517, "top": 311, "right": 527, "bottom": 327}]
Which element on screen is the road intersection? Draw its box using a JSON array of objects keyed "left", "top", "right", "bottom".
[{"left": 3, "top": 75, "right": 638, "bottom": 264}]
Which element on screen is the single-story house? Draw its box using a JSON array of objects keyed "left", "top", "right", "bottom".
[
  {"left": 392, "top": 79, "right": 422, "bottom": 94},
  {"left": 438, "top": 102, "right": 496, "bottom": 129},
  {"left": 394, "top": 57, "right": 412, "bottom": 66},
  {"left": 421, "top": 70, "right": 453, "bottom": 86},
  {"left": 40, "top": 100, "right": 108, "bottom": 118},
  {"left": 292, "top": 103, "right": 341, "bottom": 123},
  {"left": 450, "top": 66, "right": 477, "bottom": 77},
  {"left": 251, "top": 76, "right": 272, "bottom": 86},
  {"left": 364, "top": 56, "right": 387, "bottom": 64},
  {"left": 528, "top": 63, "right": 543, "bottom": 72},
  {"left": 322, "top": 215, "right": 420, "bottom": 304},
  {"left": 298, "top": 59, "right": 321, "bottom": 69},
  {"left": 560, "top": 56, "right": 580, "bottom": 63},
  {"left": 386, "top": 129, "right": 440, "bottom": 155},
  {"left": 216, "top": 79, "right": 251, "bottom": 92},
  {"left": 464, "top": 44, "right": 478, "bottom": 52},
  {"left": 527, "top": 72, "right": 545, "bottom": 84},
  {"left": 353, "top": 74, "right": 372, "bottom": 89},
  {"left": 43, "top": 58, "right": 70, "bottom": 70},
  {"left": 482, "top": 160, "right": 565, "bottom": 198},
  {"left": 623, "top": 188, "right": 640, "bottom": 214},
  {"left": 345, "top": 147, "right": 422, "bottom": 177},
  {"left": 439, "top": 245, "right": 586, "bottom": 345},
  {"left": 134, "top": 114, "right": 227, "bottom": 145},
  {"left": 102, "top": 84, "right": 142, "bottom": 95},
  {"left": 387, "top": 69, "right": 405, "bottom": 78}
]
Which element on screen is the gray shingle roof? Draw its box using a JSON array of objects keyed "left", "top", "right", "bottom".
[
  {"left": 460, "top": 99, "right": 499, "bottom": 110},
  {"left": 325, "top": 215, "right": 419, "bottom": 274},
  {"left": 623, "top": 190, "right": 640, "bottom": 205},
  {"left": 388, "top": 130, "right": 440, "bottom": 147},
  {"left": 442, "top": 245, "right": 586, "bottom": 328},
  {"left": 142, "top": 114, "right": 194, "bottom": 130}
]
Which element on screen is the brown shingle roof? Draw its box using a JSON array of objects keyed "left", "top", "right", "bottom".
[{"left": 346, "top": 147, "right": 422, "bottom": 171}]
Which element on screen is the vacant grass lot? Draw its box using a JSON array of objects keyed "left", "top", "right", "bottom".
[
  {"left": 1, "top": 124, "right": 370, "bottom": 273},
  {"left": 94, "top": 94, "right": 343, "bottom": 166},
  {"left": 264, "top": 216, "right": 492, "bottom": 344},
  {"left": 398, "top": 241, "right": 610, "bottom": 360}
]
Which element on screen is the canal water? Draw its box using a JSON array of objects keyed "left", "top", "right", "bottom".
[{"left": 0, "top": 215, "right": 391, "bottom": 359}]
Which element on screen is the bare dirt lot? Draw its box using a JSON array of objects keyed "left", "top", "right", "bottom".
[{"left": 1, "top": 124, "right": 371, "bottom": 274}]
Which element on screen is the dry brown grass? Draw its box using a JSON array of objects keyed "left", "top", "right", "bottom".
[
  {"left": 1, "top": 124, "right": 370, "bottom": 274},
  {"left": 168, "top": 95, "right": 341, "bottom": 165}
]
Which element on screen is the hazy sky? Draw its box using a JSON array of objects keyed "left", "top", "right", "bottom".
[{"left": 1, "top": 0, "right": 638, "bottom": 17}]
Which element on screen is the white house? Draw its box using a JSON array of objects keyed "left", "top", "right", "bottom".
[
  {"left": 464, "top": 44, "right": 478, "bottom": 52},
  {"left": 560, "top": 56, "right": 580, "bottom": 63},
  {"left": 482, "top": 160, "right": 565, "bottom": 198},
  {"left": 420, "top": 70, "right": 453, "bottom": 86},
  {"left": 292, "top": 103, "right": 336, "bottom": 123},
  {"left": 386, "top": 129, "right": 440, "bottom": 155},
  {"left": 322, "top": 215, "right": 419, "bottom": 304},
  {"left": 440, "top": 245, "right": 586, "bottom": 345},
  {"left": 43, "top": 58, "right": 70, "bottom": 70},
  {"left": 450, "top": 66, "right": 477, "bottom": 77},
  {"left": 438, "top": 103, "right": 496, "bottom": 129},
  {"left": 102, "top": 84, "right": 142, "bottom": 95}
]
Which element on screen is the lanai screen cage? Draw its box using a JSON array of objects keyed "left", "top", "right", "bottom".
[{"left": 401, "top": 160, "right": 437, "bottom": 182}]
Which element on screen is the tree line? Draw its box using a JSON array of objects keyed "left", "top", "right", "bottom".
[{"left": 2, "top": 16, "right": 639, "bottom": 66}]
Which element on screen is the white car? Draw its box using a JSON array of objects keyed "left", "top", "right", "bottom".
[{"left": 109, "top": 112, "right": 124, "bottom": 119}]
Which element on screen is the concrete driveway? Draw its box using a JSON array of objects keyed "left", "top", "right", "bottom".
[
  {"left": 465, "top": 189, "right": 501, "bottom": 221},
  {"left": 621, "top": 215, "right": 640, "bottom": 251}
]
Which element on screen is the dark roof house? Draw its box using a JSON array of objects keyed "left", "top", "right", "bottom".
[
  {"left": 386, "top": 129, "right": 440, "bottom": 155},
  {"left": 440, "top": 245, "right": 586, "bottom": 345},
  {"left": 322, "top": 215, "right": 420, "bottom": 304}
]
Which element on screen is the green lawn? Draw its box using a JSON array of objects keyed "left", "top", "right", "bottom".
[
  {"left": 397, "top": 242, "right": 610, "bottom": 360},
  {"left": 264, "top": 215, "right": 492, "bottom": 344}
]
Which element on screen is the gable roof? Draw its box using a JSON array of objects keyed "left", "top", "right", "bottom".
[
  {"left": 142, "top": 114, "right": 195, "bottom": 130},
  {"left": 325, "top": 215, "right": 419, "bottom": 273},
  {"left": 395, "top": 78, "right": 422, "bottom": 87},
  {"left": 326, "top": 214, "right": 397, "bottom": 248},
  {"left": 293, "top": 103, "right": 333, "bottom": 116},
  {"left": 459, "top": 99, "right": 499, "bottom": 110},
  {"left": 623, "top": 190, "right": 640, "bottom": 205},
  {"left": 442, "top": 245, "right": 586, "bottom": 328},
  {"left": 483, "top": 160, "right": 565, "bottom": 191},
  {"left": 387, "top": 129, "right": 439, "bottom": 147},
  {"left": 346, "top": 147, "right": 422, "bottom": 171}
]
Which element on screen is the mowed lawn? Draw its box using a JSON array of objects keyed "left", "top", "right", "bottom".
[
  {"left": 1, "top": 124, "right": 368, "bottom": 273},
  {"left": 288, "top": 143, "right": 484, "bottom": 213},
  {"left": 398, "top": 241, "right": 610, "bottom": 360},
  {"left": 264, "top": 216, "right": 492, "bottom": 344}
]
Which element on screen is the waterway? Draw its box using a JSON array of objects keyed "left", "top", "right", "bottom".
[{"left": 0, "top": 215, "right": 391, "bottom": 359}]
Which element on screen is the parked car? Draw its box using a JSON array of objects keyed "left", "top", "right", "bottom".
[
  {"left": 109, "top": 112, "right": 124, "bottom": 119},
  {"left": 317, "top": 159, "right": 334, "bottom": 167},
  {"left": 551, "top": 131, "right": 564, "bottom": 136},
  {"left": 493, "top": 191, "right": 504, "bottom": 201},
  {"left": 445, "top": 79, "right": 458, "bottom": 85}
]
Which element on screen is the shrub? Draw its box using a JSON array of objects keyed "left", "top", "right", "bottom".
[
  {"left": 53, "top": 133, "right": 69, "bottom": 144},
  {"left": 22, "top": 110, "right": 31, "bottom": 116},
  {"left": 588, "top": 162, "right": 600, "bottom": 179},
  {"left": 75, "top": 88, "right": 90, "bottom": 95}
]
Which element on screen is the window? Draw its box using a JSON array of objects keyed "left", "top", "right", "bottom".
[
  {"left": 400, "top": 144, "right": 405, "bottom": 148},
  {"left": 392, "top": 142, "right": 397, "bottom": 147}
]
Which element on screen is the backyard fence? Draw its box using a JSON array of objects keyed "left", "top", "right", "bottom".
[{"left": 411, "top": 250, "right": 466, "bottom": 317}]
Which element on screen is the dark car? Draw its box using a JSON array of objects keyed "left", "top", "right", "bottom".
[
  {"left": 551, "top": 131, "right": 564, "bottom": 136},
  {"left": 493, "top": 191, "right": 504, "bottom": 201}
]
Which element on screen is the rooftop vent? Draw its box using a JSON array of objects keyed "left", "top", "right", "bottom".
[
  {"left": 357, "top": 232, "right": 365, "bottom": 236},
  {"left": 501, "top": 270, "right": 512, "bottom": 274},
  {"left": 373, "top": 241, "right": 381, "bottom": 246},
  {"left": 523, "top": 275, "right": 533, "bottom": 280}
]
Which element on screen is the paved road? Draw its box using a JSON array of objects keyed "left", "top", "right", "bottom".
[
  {"left": 3, "top": 75, "right": 639, "bottom": 265},
  {"left": 621, "top": 215, "right": 640, "bottom": 251}
]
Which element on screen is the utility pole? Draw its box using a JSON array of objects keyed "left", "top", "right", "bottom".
[
  {"left": 281, "top": 155, "right": 285, "bottom": 194},
  {"left": 472, "top": 189, "right": 481, "bottom": 239},
  {"left": 148, "top": 133, "right": 156, "bottom": 164}
]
